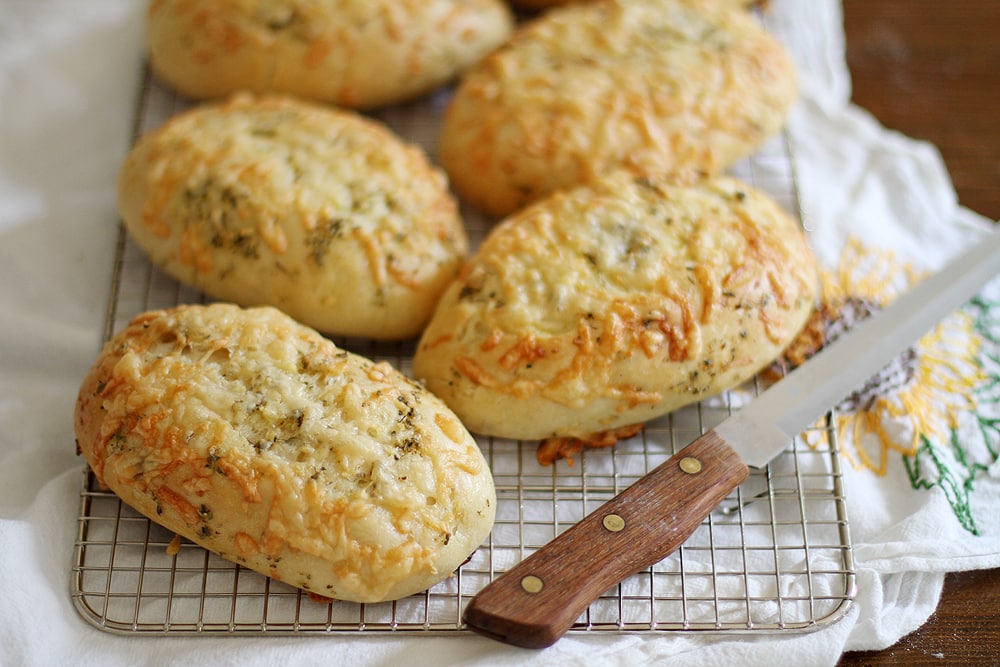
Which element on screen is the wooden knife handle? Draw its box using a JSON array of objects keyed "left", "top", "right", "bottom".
[{"left": 463, "top": 430, "right": 749, "bottom": 649}]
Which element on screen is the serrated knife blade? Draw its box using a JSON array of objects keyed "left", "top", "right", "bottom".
[{"left": 463, "top": 228, "right": 1000, "bottom": 649}]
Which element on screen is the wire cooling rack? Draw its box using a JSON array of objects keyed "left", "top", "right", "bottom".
[{"left": 72, "top": 52, "right": 856, "bottom": 637}]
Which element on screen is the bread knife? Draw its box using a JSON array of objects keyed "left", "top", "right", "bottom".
[{"left": 463, "top": 228, "right": 1000, "bottom": 649}]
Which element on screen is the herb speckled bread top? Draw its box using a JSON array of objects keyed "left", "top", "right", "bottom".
[
  {"left": 412, "top": 171, "right": 819, "bottom": 441},
  {"left": 510, "top": 0, "right": 762, "bottom": 10},
  {"left": 440, "top": 0, "right": 797, "bottom": 217},
  {"left": 75, "top": 304, "right": 496, "bottom": 602},
  {"left": 117, "top": 94, "right": 466, "bottom": 339},
  {"left": 146, "top": 0, "right": 515, "bottom": 109}
]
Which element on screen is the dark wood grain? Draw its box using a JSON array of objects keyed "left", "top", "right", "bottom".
[
  {"left": 463, "top": 431, "right": 749, "bottom": 648},
  {"left": 839, "top": 568, "right": 1000, "bottom": 666},
  {"left": 838, "top": 1, "right": 1000, "bottom": 664},
  {"left": 842, "top": 0, "right": 1000, "bottom": 221}
]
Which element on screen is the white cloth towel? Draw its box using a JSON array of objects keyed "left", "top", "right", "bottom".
[{"left": 1, "top": 1, "right": 997, "bottom": 665}]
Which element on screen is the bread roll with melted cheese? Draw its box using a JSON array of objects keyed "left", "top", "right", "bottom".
[
  {"left": 74, "top": 304, "right": 496, "bottom": 603},
  {"left": 412, "top": 172, "right": 819, "bottom": 442},
  {"left": 440, "top": 0, "right": 797, "bottom": 217},
  {"left": 146, "top": 0, "right": 515, "bottom": 109},
  {"left": 117, "top": 94, "right": 466, "bottom": 340},
  {"left": 510, "top": 0, "right": 762, "bottom": 10}
]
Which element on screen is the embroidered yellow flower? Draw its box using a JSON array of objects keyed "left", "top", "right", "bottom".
[{"left": 804, "top": 237, "right": 986, "bottom": 476}]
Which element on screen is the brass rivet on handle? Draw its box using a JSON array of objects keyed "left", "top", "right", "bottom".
[
  {"left": 520, "top": 575, "right": 544, "bottom": 594},
  {"left": 602, "top": 513, "right": 626, "bottom": 532},
  {"left": 679, "top": 456, "right": 703, "bottom": 474}
]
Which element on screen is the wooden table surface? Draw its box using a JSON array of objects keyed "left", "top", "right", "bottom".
[{"left": 839, "top": 1, "right": 999, "bottom": 665}]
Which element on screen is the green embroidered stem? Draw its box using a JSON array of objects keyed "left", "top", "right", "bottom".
[
  {"left": 903, "top": 294, "right": 1000, "bottom": 536},
  {"left": 904, "top": 433, "right": 980, "bottom": 535},
  {"left": 971, "top": 297, "right": 1000, "bottom": 459},
  {"left": 970, "top": 296, "right": 1000, "bottom": 345}
]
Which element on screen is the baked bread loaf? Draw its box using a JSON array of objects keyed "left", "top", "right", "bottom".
[
  {"left": 117, "top": 94, "right": 466, "bottom": 340},
  {"left": 74, "top": 304, "right": 496, "bottom": 603},
  {"left": 411, "top": 171, "right": 819, "bottom": 445},
  {"left": 440, "top": 0, "right": 797, "bottom": 217},
  {"left": 510, "top": 0, "right": 763, "bottom": 10},
  {"left": 507, "top": 0, "right": 580, "bottom": 9},
  {"left": 145, "top": 0, "right": 515, "bottom": 109}
]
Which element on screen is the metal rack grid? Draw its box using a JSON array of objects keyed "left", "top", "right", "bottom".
[{"left": 72, "top": 59, "right": 856, "bottom": 637}]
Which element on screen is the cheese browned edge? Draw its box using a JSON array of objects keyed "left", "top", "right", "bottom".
[
  {"left": 412, "top": 172, "right": 819, "bottom": 456},
  {"left": 116, "top": 94, "right": 467, "bottom": 340},
  {"left": 75, "top": 304, "right": 496, "bottom": 602},
  {"left": 440, "top": 0, "right": 797, "bottom": 218},
  {"left": 145, "top": 0, "right": 515, "bottom": 109}
]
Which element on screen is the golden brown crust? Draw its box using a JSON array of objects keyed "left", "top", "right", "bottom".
[
  {"left": 117, "top": 94, "right": 466, "bottom": 340},
  {"left": 412, "top": 171, "right": 819, "bottom": 441},
  {"left": 536, "top": 424, "right": 645, "bottom": 466},
  {"left": 508, "top": 0, "right": 578, "bottom": 8},
  {"left": 146, "top": 0, "right": 515, "bottom": 109},
  {"left": 510, "top": 0, "right": 764, "bottom": 10},
  {"left": 74, "top": 304, "right": 496, "bottom": 603},
  {"left": 440, "top": 0, "right": 797, "bottom": 217}
]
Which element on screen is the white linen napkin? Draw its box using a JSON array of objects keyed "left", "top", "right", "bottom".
[{"left": 1, "top": 1, "right": 997, "bottom": 665}]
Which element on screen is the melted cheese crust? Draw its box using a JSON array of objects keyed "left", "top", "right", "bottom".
[
  {"left": 412, "top": 172, "right": 819, "bottom": 440},
  {"left": 146, "top": 0, "right": 515, "bottom": 109},
  {"left": 511, "top": 0, "right": 761, "bottom": 9},
  {"left": 74, "top": 304, "right": 495, "bottom": 603},
  {"left": 440, "top": 0, "right": 798, "bottom": 217},
  {"left": 118, "top": 94, "right": 466, "bottom": 340}
]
